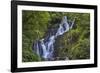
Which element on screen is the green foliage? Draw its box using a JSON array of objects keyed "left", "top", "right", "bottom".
[
  {"left": 22, "top": 48, "right": 42, "bottom": 62},
  {"left": 22, "top": 11, "right": 50, "bottom": 62},
  {"left": 22, "top": 10, "right": 90, "bottom": 62},
  {"left": 68, "top": 39, "right": 90, "bottom": 59}
]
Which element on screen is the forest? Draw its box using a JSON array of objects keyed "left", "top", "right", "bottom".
[{"left": 22, "top": 10, "right": 90, "bottom": 62}]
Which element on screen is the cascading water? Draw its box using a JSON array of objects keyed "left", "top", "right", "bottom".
[{"left": 33, "top": 16, "right": 75, "bottom": 61}]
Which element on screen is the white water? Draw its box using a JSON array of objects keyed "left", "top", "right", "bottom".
[{"left": 33, "top": 16, "right": 75, "bottom": 60}]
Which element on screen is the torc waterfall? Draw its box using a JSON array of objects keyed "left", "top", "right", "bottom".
[{"left": 33, "top": 16, "right": 75, "bottom": 61}]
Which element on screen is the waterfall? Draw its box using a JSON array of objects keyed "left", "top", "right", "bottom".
[{"left": 33, "top": 16, "right": 75, "bottom": 61}]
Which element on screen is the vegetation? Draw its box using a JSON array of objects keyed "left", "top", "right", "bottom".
[{"left": 22, "top": 10, "right": 90, "bottom": 62}]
